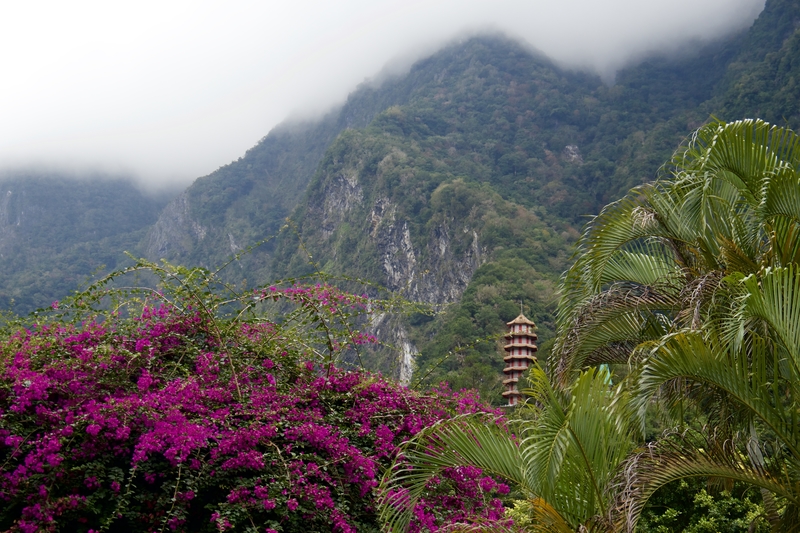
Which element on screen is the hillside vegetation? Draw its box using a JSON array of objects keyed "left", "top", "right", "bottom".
[
  {"left": 0, "top": 174, "right": 169, "bottom": 313},
  {"left": 2, "top": 0, "right": 799, "bottom": 400},
  {"left": 262, "top": 0, "right": 800, "bottom": 397}
]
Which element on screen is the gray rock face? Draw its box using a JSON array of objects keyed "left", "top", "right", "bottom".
[
  {"left": 321, "top": 172, "right": 363, "bottom": 239},
  {"left": 370, "top": 198, "right": 416, "bottom": 292},
  {"left": 357, "top": 196, "right": 486, "bottom": 382},
  {"left": 144, "top": 192, "right": 206, "bottom": 259},
  {"left": 370, "top": 196, "right": 483, "bottom": 304},
  {"left": 562, "top": 144, "right": 583, "bottom": 164},
  {"left": 368, "top": 311, "right": 416, "bottom": 385},
  {"left": 0, "top": 190, "right": 20, "bottom": 255}
]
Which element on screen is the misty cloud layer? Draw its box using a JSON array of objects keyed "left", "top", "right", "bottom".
[{"left": 0, "top": 0, "right": 765, "bottom": 188}]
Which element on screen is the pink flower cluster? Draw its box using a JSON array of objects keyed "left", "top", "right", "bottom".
[
  {"left": 410, "top": 466, "right": 511, "bottom": 533},
  {"left": 259, "top": 284, "right": 369, "bottom": 316},
  {"left": 0, "top": 287, "right": 506, "bottom": 533}
]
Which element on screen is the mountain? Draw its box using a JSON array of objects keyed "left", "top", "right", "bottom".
[
  {"left": 143, "top": 64, "right": 457, "bottom": 274},
  {"left": 2, "top": 0, "right": 798, "bottom": 400},
  {"left": 264, "top": 34, "right": 741, "bottom": 393},
  {"left": 0, "top": 172, "right": 170, "bottom": 313},
  {"left": 717, "top": 0, "right": 800, "bottom": 126}
]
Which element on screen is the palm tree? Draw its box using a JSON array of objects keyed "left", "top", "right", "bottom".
[
  {"left": 617, "top": 265, "right": 800, "bottom": 531},
  {"left": 379, "top": 365, "right": 635, "bottom": 532},
  {"left": 553, "top": 118, "right": 800, "bottom": 385},
  {"left": 379, "top": 119, "right": 800, "bottom": 532},
  {"left": 551, "top": 118, "right": 800, "bottom": 530}
]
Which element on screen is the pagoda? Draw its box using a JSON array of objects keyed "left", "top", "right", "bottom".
[{"left": 502, "top": 313, "right": 538, "bottom": 406}]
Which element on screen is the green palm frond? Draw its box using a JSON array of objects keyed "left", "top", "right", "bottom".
[
  {"left": 643, "top": 183, "right": 709, "bottom": 254},
  {"left": 556, "top": 120, "right": 800, "bottom": 377},
  {"left": 614, "top": 429, "right": 800, "bottom": 533},
  {"left": 553, "top": 285, "right": 676, "bottom": 384},
  {"left": 769, "top": 215, "right": 800, "bottom": 267},
  {"left": 558, "top": 195, "right": 654, "bottom": 319},
  {"left": 378, "top": 365, "right": 634, "bottom": 533},
  {"left": 763, "top": 168, "right": 800, "bottom": 230},
  {"left": 521, "top": 365, "right": 634, "bottom": 528},
  {"left": 557, "top": 190, "right": 695, "bottom": 312},
  {"left": 674, "top": 119, "right": 800, "bottom": 204},
  {"left": 598, "top": 246, "right": 683, "bottom": 291},
  {"left": 732, "top": 266, "right": 800, "bottom": 379},
  {"left": 634, "top": 329, "right": 800, "bottom": 459},
  {"left": 378, "top": 413, "right": 525, "bottom": 533}
]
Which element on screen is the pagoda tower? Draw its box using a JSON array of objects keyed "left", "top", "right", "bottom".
[{"left": 502, "top": 313, "right": 538, "bottom": 406}]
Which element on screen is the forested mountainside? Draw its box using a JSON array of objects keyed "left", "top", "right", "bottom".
[
  {"left": 143, "top": 61, "right": 462, "bottom": 272},
  {"left": 0, "top": 173, "right": 169, "bottom": 312},
  {"left": 719, "top": 0, "right": 800, "bottom": 123},
  {"left": 144, "top": 34, "right": 731, "bottom": 274},
  {"left": 2, "top": 0, "right": 798, "bottom": 399},
  {"left": 266, "top": 35, "right": 736, "bottom": 392}
]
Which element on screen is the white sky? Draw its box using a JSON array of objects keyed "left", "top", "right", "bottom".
[{"left": 0, "top": 0, "right": 766, "bottom": 189}]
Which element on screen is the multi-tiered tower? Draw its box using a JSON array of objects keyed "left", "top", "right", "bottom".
[{"left": 502, "top": 313, "right": 538, "bottom": 406}]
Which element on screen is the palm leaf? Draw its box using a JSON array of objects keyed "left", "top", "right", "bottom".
[
  {"left": 553, "top": 286, "right": 676, "bottom": 384},
  {"left": 674, "top": 119, "right": 800, "bottom": 205},
  {"left": 634, "top": 329, "right": 800, "bottom": 460},
  {"left": 521, "top": 366, "right": 634, "bottom": 527},
  {"left": 598, "top": 246, "right": 682, "bottom": 291},
  {"left": 614, "top": 428, "right": 800, "bottom": 533},
  {"left": 733, "top": 266, "right": 800, "bottom": 380},
  {"left": 378, "top": 413, "right": 525, "bottom": 533}
]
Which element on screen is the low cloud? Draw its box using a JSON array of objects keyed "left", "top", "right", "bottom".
[{"left": 0, "top": 0, "right": 766, "bottom": 189}]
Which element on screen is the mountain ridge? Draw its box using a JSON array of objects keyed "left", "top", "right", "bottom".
[{"left": 1, "top": 0, "right": 798, "bottom": 398}]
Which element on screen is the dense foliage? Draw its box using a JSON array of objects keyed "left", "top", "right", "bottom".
[
  {"left": 0, "top": 262, "right": 504, "bottom": 533},
  {"left": 0, "top": 174, "right": 170, "bottom": 314},
  {"left": 718, "top": 0, "right": 800, "bottom": 128},
  {"left": 636, "top": 480, "right": 768, "bottom": 533}
]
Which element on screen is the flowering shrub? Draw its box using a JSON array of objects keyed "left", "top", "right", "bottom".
[
  {"left": 0, "top": 261, "right": 507, "bottom": 532},
  {"left": 408, "top": 466, "right": 510, "bottom": 533}
]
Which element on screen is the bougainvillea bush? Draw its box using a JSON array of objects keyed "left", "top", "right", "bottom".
[{"left": 0, "top": 261, "right": 508, "bottom": 533}]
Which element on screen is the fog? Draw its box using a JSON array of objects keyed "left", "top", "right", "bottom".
[{"left": 0, "top": 0, "right": 765, "bottom": 189}]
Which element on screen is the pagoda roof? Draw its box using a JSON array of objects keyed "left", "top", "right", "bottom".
[
  {"left": 506, "top": 314, "right": 536, "bottom": 327},
  {"left": 504, "top": 331, "right": 538, "bottom": 339},
  {"left": 503, "top": 354, "right": 537, "bottom": 363},
  {"left": 502, "top": 377, "right": 520, "bottom": 385},
  {"left": 504, "top": 343, "right": 539, "bottom": 351},
  {"left": 502, "top": 390, "right": 523, "bottom": 397},
  {"left": 504, "top": 365, "right": 533, "bottom": 373}
]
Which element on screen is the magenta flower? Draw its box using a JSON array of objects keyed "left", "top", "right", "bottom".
[{"left": 0, "top": 282, "right": 505, "bottom": 533}]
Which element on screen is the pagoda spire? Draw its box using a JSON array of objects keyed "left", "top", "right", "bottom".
[{"left": 501, "top": 312, "right": 538, "bottom": 406}]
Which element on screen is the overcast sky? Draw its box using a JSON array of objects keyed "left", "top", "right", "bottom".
[{"left": 0, "top": 0, "right": 766, "bottom": 189}]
